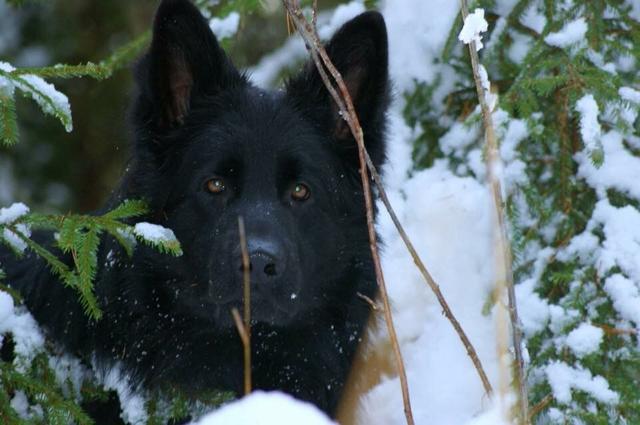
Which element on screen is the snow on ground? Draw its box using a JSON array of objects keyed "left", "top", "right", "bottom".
[{"left": 193, "top": 391, "right": 335, "bottom": 425}]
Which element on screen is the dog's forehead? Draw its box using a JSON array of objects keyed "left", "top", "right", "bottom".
[{"left": 192, "top": 87, "right": 325, "bottom": 161}]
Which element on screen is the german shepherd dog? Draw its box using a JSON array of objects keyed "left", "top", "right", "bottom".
[{"left": 2, "top": 0, "right": 389, "bottom": 418}]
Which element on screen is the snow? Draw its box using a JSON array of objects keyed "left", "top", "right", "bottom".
[
  {"left": 133, "top": 222, "right": 178, "bottom": 245},
  {"left": 590, "top": 200, "right": 640, "bottom": 283},
  {"left": 574, "top": 94, "right": 601, "bottom": 152},
  {"left": 98, "top": 365, "right": 148, "bottom": 425},
  {"left": 544, "top": 17, "right": 587, "bottom": 48},
  {"left": 193, "top": 391, "right": 335, "bottom": 425},
  {"left": 0, "top": 61, "right": 17, "bottom": 96},
  {"left": 619, "top": 86, "right": 640, "bottom": 104},
  {"left": 209, "top": 12, "right": 240, "bottom": 40},
  {"left": 355, "top": 163, "right": 501, "bottom": 425},
  {"left": 604, "top": 274, "right": 640, "bottom": 327},
  {"left": 544, "top": 361, "right": 619, "bottom": 405},
  {"left": 458, "top": 8, "right": 489, "bottom": 51},
  {"left": 13, "top": 74, "right": 73, "bottom": 132},
  {"left": 0, "top": 202, "right": 29, "bottom": 224},
  {"left": 565, "top": 323, "right": 603, "bottom": 358},
  {"left": 249, "top": 2, "right": 365, "bottom": 88},
  {"left": 576, "top": 131, "right": 640, "bottom": 199},
  {"left": 2, "top": 223, "right": 30, "bottom": 253},
  {"left": 0, "top": 290, "right": 45, "bottom": 367}
]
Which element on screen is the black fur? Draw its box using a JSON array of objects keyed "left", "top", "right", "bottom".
[{"left": 2, "top": 0, "right": 389, "bottom": 416}]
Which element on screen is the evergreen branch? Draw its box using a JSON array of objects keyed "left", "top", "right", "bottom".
[
  {"left": 74, "top": 226, "right": 100, "bottom": 294},
  {"left": 12, "top": 31, "right": 151, "bottom": 81},
  {"left": 6, "top": 224, "right": 72, "bottom": 280},
  {"left": 0, "top": 70, "right": 73, "bottom": 132},
  {"left": 0, "top": 92, "right": 19, "bottom": 146},
  {"left": 103, "top": 199, "right": 150, "bottom": 220},
  {"left": 11, "top": 62, "right": 110, "bottom": 81},
  {"left": 98, "top": 31, "right": 151, "bottom": 75}
]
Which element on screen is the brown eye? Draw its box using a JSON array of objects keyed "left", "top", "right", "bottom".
[
  {"left": 206, "top": 178, "right": 226, "bottom": 194},
  {"left": 291, "top": 183, "right": 310, "bottom": 201}
]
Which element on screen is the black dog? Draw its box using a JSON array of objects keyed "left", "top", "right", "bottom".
[{"left": 2, "top": 0, "right": 389, "bottom": 417}]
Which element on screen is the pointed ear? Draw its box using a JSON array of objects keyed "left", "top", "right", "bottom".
[
  {"left": 287, "top": 11, "right": 390, "bottom": 167},
  {"left": 138, "top": 0, "right": 244, "bottom": 128}
]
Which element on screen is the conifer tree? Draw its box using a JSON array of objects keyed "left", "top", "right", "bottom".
[{"left": 407, "top": 1, "right": 640, "bottom": 422}]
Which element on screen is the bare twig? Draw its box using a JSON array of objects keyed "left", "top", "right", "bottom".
[
  {"left": 231, "top": 308, "right": 251, "bottom": 395},
  {"left": 284, "top": 0, "right": 494, "bottom": 410},
  {"left": 237, "top": 217, "right": 252, "bottom": 395},
  {"left": 357, "top": 292, "right": 381, "bottom": 311},
  {"left": 282, "top": 3, "right": 414, "bottom": 424},
  {"left": 459, "top": 2, "right": 529, "bottom": 423}
]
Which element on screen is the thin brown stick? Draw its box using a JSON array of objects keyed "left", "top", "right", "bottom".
[
  {"left": 231, "top": 308, "right": 251, "bottom": 395},
  {"left": 282, "top": 3, "right": 415, "bottom": 424},
  {"left": 528, "top": 393, "right": 553, "bottom": 421},
  {"left": 237, "top": 217, "right": 252, "bottom": 395},
  {"left": 459, "top": 2, "right": 529, "bottom": 423}
]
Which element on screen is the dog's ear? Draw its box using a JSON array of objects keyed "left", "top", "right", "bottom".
[
  {"left": 137, "top": 0, "right": 243, "bottom": 128},
  {"left": 287, "top": 11, "right": 389, "bottom": 167}
]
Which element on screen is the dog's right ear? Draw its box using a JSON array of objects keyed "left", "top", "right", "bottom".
[{"left": 136, "top": 0, "right": 243, "bottom": 128}]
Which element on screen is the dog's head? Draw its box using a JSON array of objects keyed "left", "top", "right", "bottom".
[{"left": 126, "top": 0, "right": 389, "bottom": 329}]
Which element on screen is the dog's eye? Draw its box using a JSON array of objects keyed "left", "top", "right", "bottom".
[
  {"left": 291, "top": 183, "right": 310, "bottom": 201},
  {"left": 205, "top": 178, "right": 226, "bottom": 194}
]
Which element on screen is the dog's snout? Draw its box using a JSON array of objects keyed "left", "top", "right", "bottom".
[{"left": 236, "top": 238, "right": 286, "bottom": 282}]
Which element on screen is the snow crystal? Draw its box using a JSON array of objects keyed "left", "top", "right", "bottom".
[
  {"left": 545, "top": 361, "right": 619, "bottom": 405},
  {"left": 565, "top": 323, "right": 603, "bottom": 358},
  {"left": 604, "top": 274, "right": 640, "bottom": 327},
  {"left": 458, "top": 8, "right": 489, "bottom": 51},
  {"left": 544, "top": 17, "right": 587, "bottom": 48},
  {"left": 209, "top": 12, "right": 240, "bottom": 40},
  {"left": 0, "top": 202, "right": 29, "bottom": 224},
  {"left": 193, "top": 391, "right": 335, "bottom": 425},
  {"left": 574, "top": 94, "right": 601, "bottom": 152},
  {"left": 133, "top": 222, "right": 178, "bottom": 245}
]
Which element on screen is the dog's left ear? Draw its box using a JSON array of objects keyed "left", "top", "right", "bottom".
[
  {"left": 287, "top": 11, "right": 389, "bottom": 167},
  {"left": 137, "top": 0, "right": 243, "bottom": 128}
]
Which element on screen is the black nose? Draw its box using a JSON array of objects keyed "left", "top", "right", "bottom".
[
  {"left": 237, "top": 239, "right": 285, "bottom": 282},
  {"left": 247, "top": 251, "right": 278, "bottom": 280}
]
